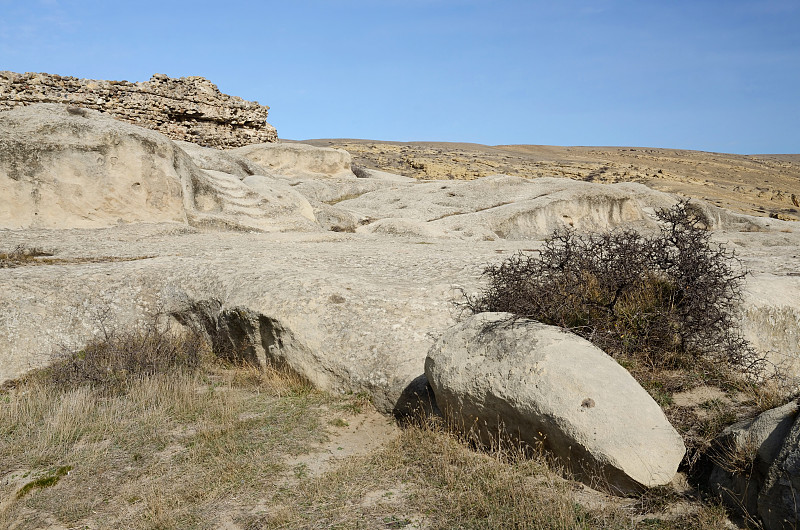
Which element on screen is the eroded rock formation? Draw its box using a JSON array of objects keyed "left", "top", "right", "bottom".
[{"left": 0, "top": 71, "right": 277, "bottom": 148}]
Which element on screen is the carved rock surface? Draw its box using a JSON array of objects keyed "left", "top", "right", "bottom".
[
  {"left": 0, "top": 104, "right": 316, "bottom": 232},
  {"left": 234, "top": 143, "right": 356, "bottom": 180}
]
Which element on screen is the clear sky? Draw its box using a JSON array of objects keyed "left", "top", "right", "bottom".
[{"left": 1, "top": 0, "right": 798, "bottom": 154}]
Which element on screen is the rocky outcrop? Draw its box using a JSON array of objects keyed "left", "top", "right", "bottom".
[
  {"left": 709, "top": 401, "right": 800, "bottom": 519},
  {"left": 0, "top": 104, "right": 314, "bottom": 232},
  {"left": 337, "top": 174, "right": 773, "bottom": 241},
  {"left": 1, "top": 103, "right": 799, "bottom": 435},
  {"left": 424, "top": 312, "right": 686, "bottom": 493},
  {"left": 759, "top": 410, "right": 800, "bottom": 529},
  {"left": 0, "top": 71, "right": 277, "bottom": 148}
]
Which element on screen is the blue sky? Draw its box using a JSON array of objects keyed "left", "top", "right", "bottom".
[{"left": 1, "top": 0, "right": 798, "bottom": 153}]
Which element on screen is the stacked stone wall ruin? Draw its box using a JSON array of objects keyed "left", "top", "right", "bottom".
[{"left": 0, "top": 71, "right": 277, "bottom": 148}]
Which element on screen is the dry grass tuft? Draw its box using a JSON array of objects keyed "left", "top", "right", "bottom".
[
  {"left": 45, "top": 312, "right": 210, "bottom": 395},
  {"left": 0, "top": 363, "right": 331, "bottom": 528},
  {"left": 0, "top": 243, "right": 152, "bottom": 268},
  {"left": 0, "top": 245, "right": 53, "bottom": 268}
]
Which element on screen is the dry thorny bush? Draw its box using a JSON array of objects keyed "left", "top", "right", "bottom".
[
  {"left": 464, "top": 200, "right": 762, "bottom": 378},
  {"left": 47, "top": 311, "right": 210, "bottom": 395},
  {"left": 463, "top": 200, "right": 791, "bottom": 468}
]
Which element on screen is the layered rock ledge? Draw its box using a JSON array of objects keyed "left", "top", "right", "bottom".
[{"left": 0, "top": 71, "right": 277, "bottom": 148}]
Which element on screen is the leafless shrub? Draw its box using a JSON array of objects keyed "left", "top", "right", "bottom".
[
  {"left": 48, "top": 312, "right": 210, "bottom": 394},
  {"left": 464, "top": 200, "right": 760, "bottom": 375}
]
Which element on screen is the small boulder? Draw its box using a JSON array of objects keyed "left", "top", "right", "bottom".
[
  {"left": 425, "top": 312, "right": 686, "bottom": 494},
  {"left": 759, "top": 407, "right": 800, "bottom": 529},
  {"left": 709, "top": 401, "right": 799, "bottom": 518}
]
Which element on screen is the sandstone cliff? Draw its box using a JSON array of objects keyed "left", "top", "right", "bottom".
[{"left": 0, "top": 71, "right": 277, "bottom": 148}]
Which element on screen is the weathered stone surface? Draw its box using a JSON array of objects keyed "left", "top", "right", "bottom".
[
  {"left": 741, "top": 275, "right": 800, "bottom": 382},
  {"left": 0, "top": 227, "right": 492, "bottom": 414},
  {"left": 709, "top": 401, "right": 800, "bottom": 517},
  {"left": 0, "top": 104, "right": 187, "bottom": 229},
  {"left": 283, "top": 177, "right": 409, "bottom": 204},
  {"left": 175, "top": 140, "right": 272, "bottom": 178},
  {"left": 335, "top": 175, "right": 780, "bottom": 241},
  {"left": 305, "top": 139, "right": 800, "bottom": 222},
  {"left": 234, "top": 143, "right": 355, "bottom": 179},
  {"left": 1, "top": 105, "right": 799, "bottom": 430},
  {"left": 358, "top": 168, "right": 416, "bottom": 183},
  {"left": 0, "top": 71, "right": 277, "bottom": 148},
  {"left": 424, "top": 312, "right": 686, "bottom": 493},
  {"left": 0, "top": 105, "right": 317, "bottom": 232},
  {"left": 356, "top": 218, "right": 454, "bottom": 239},
  {"left": 759, "top": 410, "right": 800, "bottom": 528},
  {"left": 312, "top": 202, "right": 361, "bottom": 233}
]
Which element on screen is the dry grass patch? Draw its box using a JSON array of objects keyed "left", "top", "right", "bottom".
[
  {"left": 0, "top": 308, "right": 747, "bottom": 529},
  {"left": 1, "top": 360, "right": 735, "bottom": 529},
  {"left": 0, "top": 364, "right": 336, "bottom": 529},
  {"left": 0, "top": 244, "right": 152, "bottom": 268},
  {"left": 243, "top": 415, "right": 732, "bottom": 530}
]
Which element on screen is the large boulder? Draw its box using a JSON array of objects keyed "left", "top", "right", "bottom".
[{"left": 425, "top": 312, "right": 686, "bottom": 493}]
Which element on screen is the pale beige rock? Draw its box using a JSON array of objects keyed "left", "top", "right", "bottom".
[
  {"left": 425, "top": 312, "right": 686, "bottom": 493},
  {"left": 312, "top": 202, "right": 361, "bottom": 233},
  {"left": 0, "top": 104, "right": 187, "bottom": 229},
  {"left": 241, "top": 174, "right": 317, "bottom": 224},
  {"left": 1, "top": 107, "right": 799, "bottom": 423},
  {"left": 175, "top": 140, "right": 271, "bottom": 178},
  {"left": 336, "top": 175, "right": 780, "bottom": 240},
  {"left": 338, "top": 175, "right": 662, "bottom": 240},
  {"left": 356, "top": 218, "right": 456, "bottom": 239},
  {"left": 359, "top": 168, "right": 416, "bottom": 183},
  {"left": 0, "top": 105, "right": 318, "bottom": 233},
  {"left": 234, "top": 143, "right": 356, "bottom": 179},
  {"left": 0, "top": 71, "right": 277, "bottom": 148},
  {"left": 741, "top": 274, "right": 800, "bottom": 382}
]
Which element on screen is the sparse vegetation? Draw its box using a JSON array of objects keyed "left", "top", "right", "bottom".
[
  {"left": 47, "top": 311, "right": 209, "bottom": 394},
  {"left": 461, "top": 200, "right": 795, "bottom": 473},
  {"left": 0, "top": 245, "right": 53, "bottom": 268},
  {"left": 0, "top": 315, "right": 734, "bottom": 528},
  {"left": 464, "top": 200, "right": 758, "bottom": 376}
]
